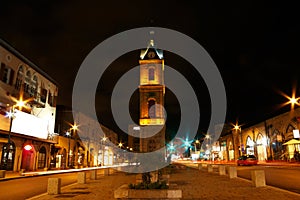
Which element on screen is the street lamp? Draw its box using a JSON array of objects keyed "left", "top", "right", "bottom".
[
  {"left": 205, "top": 134, "right": 212, "bottom": 161},
  {"left": 6, "top": 97, "right": 30, "bottom": 144},
  {"left": 233, "top": 123, "right": 243, "bottom": 156},
  {"left": 69, "top": 123, "right": 78, "bottom": 167},
  {"left": 65, "top": 131, "right": 71, "bottom": 168}
]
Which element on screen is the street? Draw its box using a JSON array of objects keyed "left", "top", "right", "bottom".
[
  {"left": 180, "top": 161, "right": 300, "bottom": 194},
  {"left": 237, "top": 165, "right": 300, "bottom": 194},
  {"left": 0, "top": 172, "right": 79, "bottom": 200}
]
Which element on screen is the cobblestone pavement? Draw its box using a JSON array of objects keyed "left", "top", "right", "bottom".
[{"left": 28, "top": 164, "right": 300, "bottom": 200}]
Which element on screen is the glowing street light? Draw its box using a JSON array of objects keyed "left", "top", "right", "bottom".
[
  {"left": 118, "top": 142, "right": 123, "bottom": 148},
  {"left": 232, "top": 122, "right": 243, "bottom": 156},
  {"left": 6, "top": 96, "right": 31, "bottom": 144}
]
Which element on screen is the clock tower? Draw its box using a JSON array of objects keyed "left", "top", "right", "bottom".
[{"left": 138, "top": 39, "right": 166, "bottom": 152}]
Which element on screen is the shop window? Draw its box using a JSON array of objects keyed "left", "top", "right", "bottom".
[
  {"left": 0, "top": 143, "right": 16, "bottom": 170},
  {"left": 38, "top": 147, "right": 46, "bottom": 169}
]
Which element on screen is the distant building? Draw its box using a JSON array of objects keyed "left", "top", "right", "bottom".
[
  {"left": 0, "top": 38, "right": 58, "bottom": 171},
  {"left": 214, "top": 108, "right": 300, "bottom": 162},
  {"left": 53, "top": 106, "right": 118, "bottom": 168}
]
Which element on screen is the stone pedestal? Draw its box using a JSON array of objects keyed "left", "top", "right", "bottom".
[
  {"left": 198, "top": 163, "right": 203, "bottom": 170},
  {"left": 228, "top": 166, "right": 237, "bottom": 178},
  {"left": 47, "top": 178, "right": 61, "bottom": 195},
  {"left": 0, "top": 170, "right": 6, "bottom": 178},
  {"left": 77, "top": 172, "right": 86, "bottom": 184},
  {"left": 251, "top": 170, "right": 266, "bottom": 187},
  {"left": 219, "top": 165, "right": 226, "bottom": 175},
  {"left": 207, "top": 164, "right": 213, "bottom": 173},
  {"left": 104, "top": 168, "right": 109, "bottom": 176},
  {"left": 90, "top": 170, "right": 97, "bottom": 180}
]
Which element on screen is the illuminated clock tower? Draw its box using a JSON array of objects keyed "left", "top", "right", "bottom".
[{"left": 139, "top": 39, "right": 166, "bottom": 152}]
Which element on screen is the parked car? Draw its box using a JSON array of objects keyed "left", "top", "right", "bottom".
[{"left": 237, "top": 155, "right": 258, "bottom": 166}]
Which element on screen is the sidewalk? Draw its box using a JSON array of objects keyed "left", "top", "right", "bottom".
[{"left": 26, "top": 164, "right": 300, "bottom": 200}]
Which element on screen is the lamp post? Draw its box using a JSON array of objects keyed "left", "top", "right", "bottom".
[
  {"left": 233, "top": 124, "right": 243, "bottom": 156},
  {"left": 6, "top": 98, "right": 26, "bottom": 144},
  {"left": 205, "top": 134, "right": 211, "bottom": 161},
  {"left": 65, "top": 131, "right": 71, "bottom": 167},
  {"left": 101, "top": 136, "right": 107, "bottom": 166},
  {"left": 69, "top": 123, "right": 78, "bottom": 167}
]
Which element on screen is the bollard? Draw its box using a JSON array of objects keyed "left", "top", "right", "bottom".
[
  {"left": 90, "top": 170, "right": 97, "bottom": 180},
  {"left": 19, "top": 169, "right": 25, "bottom": 176},
  {"left": 228, "top": 166, "right": 237, "bottom": 178},
  {"left": 77, "top": 172, "right": 86, "bottom": 184},
  {"left": 251, "top": 170, "right": 266, "bottom": 187},
  {"left": 104, "top": 168, "right": 109, "bottom": 176},
  {"left": 0, "top": 170, "right": 6, "bottom": 178},
  {"left": 207, "top": 164, "right": 213, "bottom": 173},
  {"left": 219, "top": 165, "right": 226, "bottom": 175},
  {"left": 47, "top": 178, "right": 61, "bottom": 195},
  {"left": 198, "top": 163, "right": 203, "bottom": 170}
]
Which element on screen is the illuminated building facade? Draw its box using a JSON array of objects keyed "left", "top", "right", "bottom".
[
  {"left": 138, "top": 39, "right": 166, "bottom": 152},
  {"left": 0, "top": 38, "right": 58, "bottom": 171}
]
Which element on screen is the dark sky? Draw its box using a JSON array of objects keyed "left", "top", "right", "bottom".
[{"left": 1, "top": 1, "right": 300, "bottom": 138}]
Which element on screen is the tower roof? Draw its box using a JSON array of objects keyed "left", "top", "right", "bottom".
[{"left": 140, "top": 39, "right": 163, "bottom": 60}]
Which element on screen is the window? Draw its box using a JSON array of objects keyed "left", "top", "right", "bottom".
[
  {"left": 41, "top": 88, "right": 47, "bottom": 103},
  {"left": 30, "top": 75, "right": 38, "bottom": 97},
  {"left": 38, "top": 147, "right": 46, "bottom": 169},
  {"left": 15, "top": 66, "right": 24, "bottom": 90},
  {"left": 148, "top": 99, "right": 156, "bottom": 118},
  {"left": 24, "top": 70, "right": 31, "bottom": 94},
  {"left": 0, "top": 143, "right": 16, "bottom": 170},
  {"left": 148, "top": 68, "right": 155, "bottom": 81},
  {"left": 0, "top": 63, "right": 14, "bottom": 85}
]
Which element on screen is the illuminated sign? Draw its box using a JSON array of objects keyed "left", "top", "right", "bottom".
[{"left": 11, "top": 110, "right": 49, "bottom": 139}]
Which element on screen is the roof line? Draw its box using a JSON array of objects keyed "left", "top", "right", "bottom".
[{"left": 0, "top": 38, "right": 59, "bottom": 86}]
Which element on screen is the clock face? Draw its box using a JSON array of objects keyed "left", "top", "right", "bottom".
[{"left": 147, "top": 51, "right": 155, "bottom": 59}]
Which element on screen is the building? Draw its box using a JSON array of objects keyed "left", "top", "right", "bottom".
[
  {"left": 128, "top": 38, "right": 166, "bottom": 153},
  {"left": 0, "top": 38, "right": 58, "bottom": 171},
  {"left": 53, "top": 106, "right": 118, "bottom": 168},
  {"left": 214, "top": 108, "right": 300, "bottom": 162}
]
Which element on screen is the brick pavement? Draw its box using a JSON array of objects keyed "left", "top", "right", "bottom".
[{"left": 27, "top": 164, "right": 300, "bottom": 200}]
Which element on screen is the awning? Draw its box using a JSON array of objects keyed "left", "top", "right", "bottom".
[{"left": 283, "top": 139, "right": 300, "bottom": 145}]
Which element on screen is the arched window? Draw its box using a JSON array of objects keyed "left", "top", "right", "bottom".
[
  {"left": 24, "top": 70, "right": 31, "bottom": 93},
  {"left": 246, "top": 136, "right": 254, "bottom": 155},
  {"left": 148, "top": 99, "right": 156, "bottom": 118},
  {"left": 31, "top": 75, "right": 38, "bottom": 97},
  {"left": 148, "top": 68, "right": 155, "bottom": 81},
  {"left": 38, "top": 146, "right": 46, "bottom": 169},
  {"left": 15, "top": 66, "right": 24, "bottom": 90}
]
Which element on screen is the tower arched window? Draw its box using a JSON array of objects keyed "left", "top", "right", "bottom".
[
  {"left": 148, "top": 99, "right": 156, "bottom": 118},
  {"left": 148, "top": 68, "right": 155, "bottom": 81}
]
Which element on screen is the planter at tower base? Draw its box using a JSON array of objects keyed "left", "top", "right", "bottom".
[{"left": 114, "top": 184, "right": 182, "bottom": 199}]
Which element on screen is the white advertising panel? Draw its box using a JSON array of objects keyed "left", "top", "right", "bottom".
[{"left": 11, "top": 110, "right": 48, "bottom": 139}]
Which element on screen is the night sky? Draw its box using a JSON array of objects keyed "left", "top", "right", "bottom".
[{"left": 1, "top": 1, "right": 300, "bottom": 139}]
